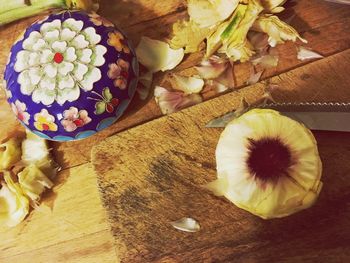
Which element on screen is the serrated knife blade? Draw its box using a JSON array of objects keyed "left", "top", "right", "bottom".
[
  {"left": 206, "top": 102, "right": 350, "bottom": 131},
  {"left": 277, "top": 111, "right": 350, "bottom": 132}
]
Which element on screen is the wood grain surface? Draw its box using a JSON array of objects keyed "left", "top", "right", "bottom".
[
  {"left": 54, "top": 0, "right": 350, "bottom": 170},
  {"left": 92, "top": 50, "right": 350, "bottom": 262},
  {"left": 0, "top": 0, "right": 349, "bottom": 262}
]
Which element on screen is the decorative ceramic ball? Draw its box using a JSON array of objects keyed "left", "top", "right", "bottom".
[{"left": 3, "top": 10, "right": 138, "bottom": 141}]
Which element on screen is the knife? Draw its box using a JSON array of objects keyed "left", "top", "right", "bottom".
[
  {"left": 205, "top": 102, "right": 350, "bottom": 132},
  {"left": 323, "top": 0, "right": 350, "bottom": 5}
]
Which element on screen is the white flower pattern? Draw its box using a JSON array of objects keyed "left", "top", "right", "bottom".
[{"left": 14, "top": 18, "right": 107, "bottom": 105}]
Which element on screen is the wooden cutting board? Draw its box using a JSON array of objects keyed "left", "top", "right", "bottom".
[
  {"left": 92, "top": 51, "right": 350, "bottom": 262},
  {"left": 0, "top": 1, "right": 350, "bottom": 262}
]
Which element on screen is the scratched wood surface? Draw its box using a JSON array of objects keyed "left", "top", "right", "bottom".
[
  {"left": 0, "top": 0, "right": 350, "bottom": 262},
  {"left": 92, "top": 50, "right": 350, "bottom": 262}
]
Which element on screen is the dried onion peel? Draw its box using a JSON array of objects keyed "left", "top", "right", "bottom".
[
  {"left": 0, "top": 131, "right": 58, "bottom": 227},
  {"left": 187, "top": 0, "right": 239, "bottom": 28},
  {"left": 136, "top": 37, "right": 184, "bottom": 73},
  {"left": 218, "top": 0, "right": 264, "bottom": 62},
  {"left": 18, "top": 164, "right": 54, "bottom": 201},
  {"left": 170, "top": 20, "right": 212, "bottom": 53},
  {"left": 0, "top": 137, "right": 22, "bottom": 170},
  {"left": 252, "top": 14, "right": 307, "bottom": 47},
  {"left": 0, "top": 172, "right": 29, "bottom": 227}
]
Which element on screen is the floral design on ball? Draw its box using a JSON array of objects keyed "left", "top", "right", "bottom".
[
  {"left": 88, "top": 12, "right": 114, "bottom": 27},
  {"left": 107, "top": 58, "right": 130, "bottom": 90},
  {"left": 34, "top": 109, "right": 58, "bottom": 132},
  {"left": 14, "top": 18, "right": 107, "bottom": 106},
  {"left": 107, "top": 31, "right": 130, "bottom": 54},
  {"left": 88, "top": 87, "right": 119, "bottom": 115},
  {"left": 3, "top": 79, "right": 12, "bottom": 98},
  {"left": 5, "top": 89, "right": 12, "bottom": 99},
  {"left": 61, "top": 107, "right": 92, "bottom": 132},
  {"left": 11, "top": 100, "right": 30, "bottom": 125}
]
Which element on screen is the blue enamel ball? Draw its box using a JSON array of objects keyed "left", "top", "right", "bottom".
[{"left": 4, "top": 11, "right": 138, "bottom": 141}]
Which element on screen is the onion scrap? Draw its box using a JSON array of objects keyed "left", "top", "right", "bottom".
[
  {"left": 154, "top": 86, "right": 202, "bottom": 115},
  {"left": 136, "top": 37, "right": 184, "bottom": 73},
  {"left": 133, "top": 0, "right": 317, "bottom": 115},
  {"left": 171, "top": 217, "right": 200, "bottom": 232},
  {"left": 0, "top": 131, "right": 58, "bottom": 227},
  {"left": 297, "top": 47, "right": 324, "bottom": 61}
]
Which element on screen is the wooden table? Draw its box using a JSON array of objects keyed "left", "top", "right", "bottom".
[{"left": 0, "top": 0, "right": 350, "bottom": 262}]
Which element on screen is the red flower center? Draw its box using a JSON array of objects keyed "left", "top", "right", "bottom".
[
  {"left": 121, "top": 71, "right": 129, "bottom": 79},
  {"left": 18, "top": 112, "right": 24, "bottom": 121},
  {"left": 53, "top": 52, "right": 64, "bottom": 63},
  {"left": 106, "top": 103, "right": 114, "bottom": 113},
  {"left": 42, "top": 124, "right": 50, "bottom": 131},
  {"left": 73, "top": 119, "right": 84, "bottom": 127}
]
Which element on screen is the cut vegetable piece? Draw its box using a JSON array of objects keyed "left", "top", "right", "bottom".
[
  {"left": 220, "top": 4, "right": 248, "bottom": 41},
  {"left": 252, "top": 14, "right": 307, "bottom": 47},
  {"left": 21, "top": 132, "right": 50, "bottom": 165},
  {"left": 0, "top": 172, "right": 29, "bottom": 227},
  {"left": 154, "top": 86, "right": 202, "bottom": 115},
  {"left": 252, "top": 53, "right": 279, "bottom": 69},
  {"left": 0, "top": 137, "right": 22, "bottom": 170},
  {"left": 139, "top": 71, "right": 153, "bottom": 89},
  {"left": 170, "top": 20, "right": 212, "bottom": 53},
  {"left": 215, "top": 65, "right": 235, "bottom": 89},
  {"left": 270, "top": 6, "right": 285, "bottom": 13},
  {"left": 168, "top": 74, "right": 204, "bottom": 94},
  {"left": 21, "top": 131, "right": 59, "bottom": 179},
  {"left": 207, "top": 80, "right": 230, "bottom": 94},
  {"left": 220, "top": 39, "right": 255, "bottom": 62},
  {"left": 206, "top": 21, "right": 230, "bottom": 57},
  {"left": 32, "top": 158, "right": 59, "bottom": 180},
  {"left": 65, "top": 0, "right": 100, "bottom": 12},
  {"left": 220, "top": 0, "right": 263, "bottom": 61},
  {"left": 188, "top": 0, "right": 239, "bottom": 28},
  {"left": 136, "top": 37, "right": 184, "bottom": 73},
  {"left": 0, "top": 0, "right": 66, "bottom": 26},
  {"left": 18, "top": 164, "right": 54, "bottom": 201},
  {"left": 195, "top": 55, "right": 229, "bottom": 79},
  {"left": 196, "top": 56, "right": 234, "bottom": 90},
  {"left": 297, "top": 46, "right": 324, "bottom": 61},
  {"left": 260, "top": 0, "right": 287, "bottom": 11},
  {"left": 171, "top": 217, "right": 200, "bottom": 232},
  {"left": 209, "top": 109, "right": 322, "bottom": 219},
  {"left": 248, "top": 31, "right": 269, "bottom": 52},
  {"left": 137, "top": 71, "right": 153, "bottom": 100},
  {"left": 136, "top": 85, "right": 150, "bottom": 101},
  {"left": 246, "top": 70, "right": 263, "bottom": 85},
  {"left": 206, "top": 4, "right": 247, "bottom": 57}
]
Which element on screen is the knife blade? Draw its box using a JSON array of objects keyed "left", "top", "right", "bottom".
[
  {"left": 206, "top": 102, "right": 350, "bottom": 131},
  {"left": 323, "top": 0, "right": 350, "bottom": 5},
  {"left": 278, "top": 111, "right": 350, "bottom": 131}
]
